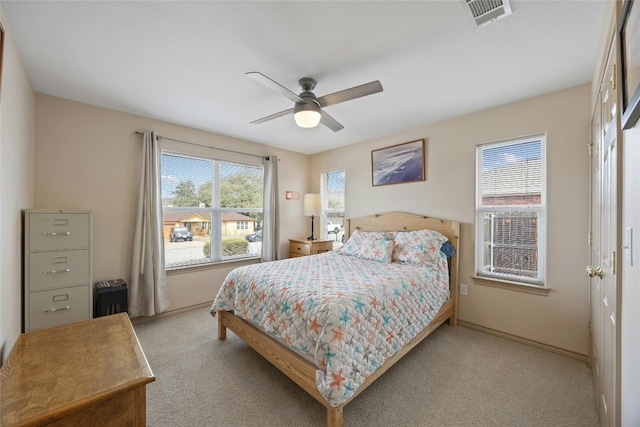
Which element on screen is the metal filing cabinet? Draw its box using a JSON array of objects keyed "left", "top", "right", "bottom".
[{"left": 23, "top": 210, "right": 93, "bottom": 331}]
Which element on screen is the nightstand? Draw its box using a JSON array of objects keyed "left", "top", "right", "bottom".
[{"left": 289, "top": 238, "right": 333, "bottom": 258}]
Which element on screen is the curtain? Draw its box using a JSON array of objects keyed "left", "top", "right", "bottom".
[
  {"left": 261, "top": 155, "right": 279, "bottom": 262},
  {"left": 129, "top": 130, "right": 170, "bottom": 316}
]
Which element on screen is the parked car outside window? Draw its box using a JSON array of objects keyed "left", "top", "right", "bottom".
[
  {"left": 245, "top": 229, "right": 262, "bottom": 242},
  {"left": 327, "top": 222, "right": 342, "bottom": 234},
  {"left": 169, "top": 227, "right": 193, "bottom": 242}
]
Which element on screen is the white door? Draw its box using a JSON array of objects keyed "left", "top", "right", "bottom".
[
  {"left": 589, "top": 89, "right": 603, "bottom": 412},
  {"left": 590, "top": 38, "right": 620, "bottom": 427}
]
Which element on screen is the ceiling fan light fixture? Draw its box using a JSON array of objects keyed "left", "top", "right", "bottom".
[{"left": 294, "top": 102, "right": 321, "bottom": 128}]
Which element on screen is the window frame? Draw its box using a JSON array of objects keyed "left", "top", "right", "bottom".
[
  {"left": 474, "top": 134, "right": 547, "bottom": 287},
  {"left": 320, "top": 168, "right": 346, "bottom": 244},
  {"left": 160, "top": 145, "right": 264, "bottom": 270}
]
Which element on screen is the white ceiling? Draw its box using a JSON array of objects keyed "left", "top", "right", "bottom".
[{"left": 2, "top": 1, "right": 607, "bottom": 155}]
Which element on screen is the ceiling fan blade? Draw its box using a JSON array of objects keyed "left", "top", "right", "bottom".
[
  {"left": 250, "top": 108, "right": 294, "bottom": 124},
  {"left": 316, "top": 80, "right": 383, "bottom": 108},
  {"left": 320, "top": 110, "right": 344, "bottom": 132},
  {"left": 246, "top": 72, "right": 303, "bottom": 104}
]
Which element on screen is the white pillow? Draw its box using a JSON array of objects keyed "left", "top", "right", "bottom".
[
  {"left": 340, "top": 229, "right": 395, "bottom": 257},
  {"left": 358, "top": 235, "right": 394, "bottom": 263},
  {"left": 392, "top": 229, "right": 448, "bottom": 265}
]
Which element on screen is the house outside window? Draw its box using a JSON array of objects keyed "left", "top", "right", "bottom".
[
  {"left": 321, "top": 169, "right": 346, "bottom": 247},
  {"left": 475, "top": 134, "right": 546, "bottom": 285},
  {"left": 161, "top": 151, "right": 264, "bottom": 268}
]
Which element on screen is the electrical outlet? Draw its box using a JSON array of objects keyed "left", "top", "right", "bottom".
[{"left": 460, "top": 284, "right": 468, "bottom": 296}]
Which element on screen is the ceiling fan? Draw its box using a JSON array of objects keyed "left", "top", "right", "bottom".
[{"left": 246, "top": 71, "right": 383, "bottom": 132}]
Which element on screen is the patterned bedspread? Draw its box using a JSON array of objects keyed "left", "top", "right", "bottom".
[{"left": 210, "top": 251, "right": 450, "bottom": 407}]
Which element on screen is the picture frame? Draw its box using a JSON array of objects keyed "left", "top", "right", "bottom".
[
  {"left": 371, "top": 139, "right": 425, "bottom": 187},
  {"left": 620, "top": 0, "right": 640, "bottom": 130},
  {"left": 0, "top": 21, "right": 5, "bottom": 99}
]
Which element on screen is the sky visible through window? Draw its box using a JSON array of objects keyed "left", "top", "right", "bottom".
[
  {"left": 482, "top": 140, "right": 541, "bottom": 171},
  {"left": 161, "top": 153, "right": 259, "bottom": 201},
  {"left": 162, "top": 153, "right": 210, "bottom": 200},
  {"left": 326, "top": 169, "right": 345, "bottom": 209}
]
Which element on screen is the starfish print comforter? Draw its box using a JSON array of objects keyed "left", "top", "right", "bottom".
[{"left": 210, "top": 250, "right": 450, "bottom": 407}]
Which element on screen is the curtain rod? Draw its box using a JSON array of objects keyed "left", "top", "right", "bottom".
[{"left": 134, "top": 131, "right": 270, "bottom": 160}]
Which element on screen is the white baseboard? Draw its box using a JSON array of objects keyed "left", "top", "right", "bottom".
[
  {"left": 130, "top": 301, "right": 213, "bottom": 325},
  {"left": 458, "top": 320, "right": 589, "bottom": 363}
]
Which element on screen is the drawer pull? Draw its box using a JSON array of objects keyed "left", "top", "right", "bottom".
[
  {"left": 44, "top": 306, "right": 71, "bottom": 313},
  {"left": 43, "top": 268, "right": 71, "bottom": 274},
  {"left": 43, "top": 231, "right": 72, "bottom": 236}
]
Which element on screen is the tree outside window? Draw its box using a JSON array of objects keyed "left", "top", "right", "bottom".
[{"left": 161, "top": 152, "right": 264, "bottom": 268}]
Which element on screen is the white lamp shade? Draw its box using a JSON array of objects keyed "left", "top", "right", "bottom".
[
  {"left": 303, "top": 193, "right": 321, "bottom": 217},
  {"left": 294, "top": 110, "right": 321, "bottom": 128},
  {"left": 294, "top": 101, "right": 321, "bottom": 128}
]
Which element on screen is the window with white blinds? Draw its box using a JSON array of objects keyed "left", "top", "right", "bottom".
[
  {"left": 161, "top": 151, "right": 264, "bottom": 268},
  {"left": 321, "top": 169, "right": 346, "bottom": 246},
  {"left": 475, "top": 134, "right": 546, "bottom": 285}
]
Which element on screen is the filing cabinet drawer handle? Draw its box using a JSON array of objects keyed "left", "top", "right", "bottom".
[
  {"left": 44, "top": 306, "right": 71, "bottom": 313},
  {"left": 43, "top": 269, "right": 71, "bottom": 274},
  {"left": 43, "top": 231, "right": 72, "bottom": 236}
]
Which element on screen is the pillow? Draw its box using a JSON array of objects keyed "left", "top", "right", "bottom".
[
  {"left": 392, "top": 229, "right": 448, "bottom": 265},
  {"left": 340, "top": 229, "right": 395, "bottom": 257},
  {"left": 340, "top": 229, "right": 366, "bottom": 256},
  {"left": 358, "top": 235, "right": 394, "bottom": 263},
  {"left": 440, "top": 240, "right": 456, "bottom": 257}
]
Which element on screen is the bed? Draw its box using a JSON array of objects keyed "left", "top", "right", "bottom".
[{"left": 211, "top": 211, "right": 459, "bottom": 427}]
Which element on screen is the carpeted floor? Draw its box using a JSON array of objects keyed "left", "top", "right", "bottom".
[{"left": 133, "top": 307, "right": 599, "bottom": 427}]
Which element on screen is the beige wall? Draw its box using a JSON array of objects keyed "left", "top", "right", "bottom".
[
  {"left": 622, "top": 124, "right": 640, "bottom": 424},
  {"left": 1, "top": 51, "right": 593, "bottom": 362},
  {"left": 34, "top": 94, "right": 310, "bottom": 313},
  {"left": 615, "top": 4, "right": 640, "bottom": 424},
  {"left": 310, "top": 84, "right": 592, "bottom": 356},
  {"left": 34, "top": 85, "right": 594, "bottom": 356},
  {"left": 0, "top": 6, "right": 597, "bottom": 362},
  {"left": 0, "top": 9, "right": 36, "bottom": 362}
]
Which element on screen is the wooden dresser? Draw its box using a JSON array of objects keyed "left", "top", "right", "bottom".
[
  {"left": 0, "top": 313, "right": 155, "bottom": 426},
  {"left": 289, "top": 238, "right": 333, "bottom": 258}
]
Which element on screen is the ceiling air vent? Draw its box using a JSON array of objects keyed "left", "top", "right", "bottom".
[{"left": 461, "top": 0, "right": 512, "bottom": 28}]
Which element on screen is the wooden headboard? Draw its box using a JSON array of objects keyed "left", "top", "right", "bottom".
[
  {"left": 346, "top": 211, "right": 460, "bottom": 317},
  {"left": 347, "top": 211, "right": 459, "bottom": 245}
]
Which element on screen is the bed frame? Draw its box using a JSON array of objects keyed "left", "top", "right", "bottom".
[{"left": 217, "top": 211, "right": 459, "bottom": 427}]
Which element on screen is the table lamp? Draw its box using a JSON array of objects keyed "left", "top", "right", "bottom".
[{"left": 303, "top": 193, "right": 321, "bottom": 240}]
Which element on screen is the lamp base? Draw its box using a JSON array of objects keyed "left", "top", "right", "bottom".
[{"left": 307, "top": 215, "right": 318, "bottom": 241}]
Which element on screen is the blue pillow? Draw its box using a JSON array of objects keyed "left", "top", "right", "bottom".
[{"left": 440, "top": 241, "right": 456, "bottom": 257}]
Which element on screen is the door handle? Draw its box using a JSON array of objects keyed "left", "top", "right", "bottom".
[{"left": 587, "top": 266, "right": 604, "bottom": 278}]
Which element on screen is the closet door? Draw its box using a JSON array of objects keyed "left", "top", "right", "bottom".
[{"left": 589, "top": 36, "right": 621, "bottom": 427}]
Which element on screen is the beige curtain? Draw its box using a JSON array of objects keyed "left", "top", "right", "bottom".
[
  {"left": 261, "top": 155, "right": 279, "bottom": 262},
  {"left": 129, "top": 130, "right": 170, "bottom": 316}
]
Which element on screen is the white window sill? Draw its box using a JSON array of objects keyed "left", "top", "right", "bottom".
[
  {"left": 471, "top": 275, "right": 551, "bottom": 296},
  {"left": 166, "top": 256, "right": 260, "bottom": 275}
]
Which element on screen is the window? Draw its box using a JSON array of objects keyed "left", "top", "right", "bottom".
[
  {"left": 475, "top": 134, "right": 545, "bottom": 285},
  {"left": 321, "top": 169, "right": 346, "bottom": 246},
  {"left": 161, "top": 152, "right": 264, "bottom": 268}
]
